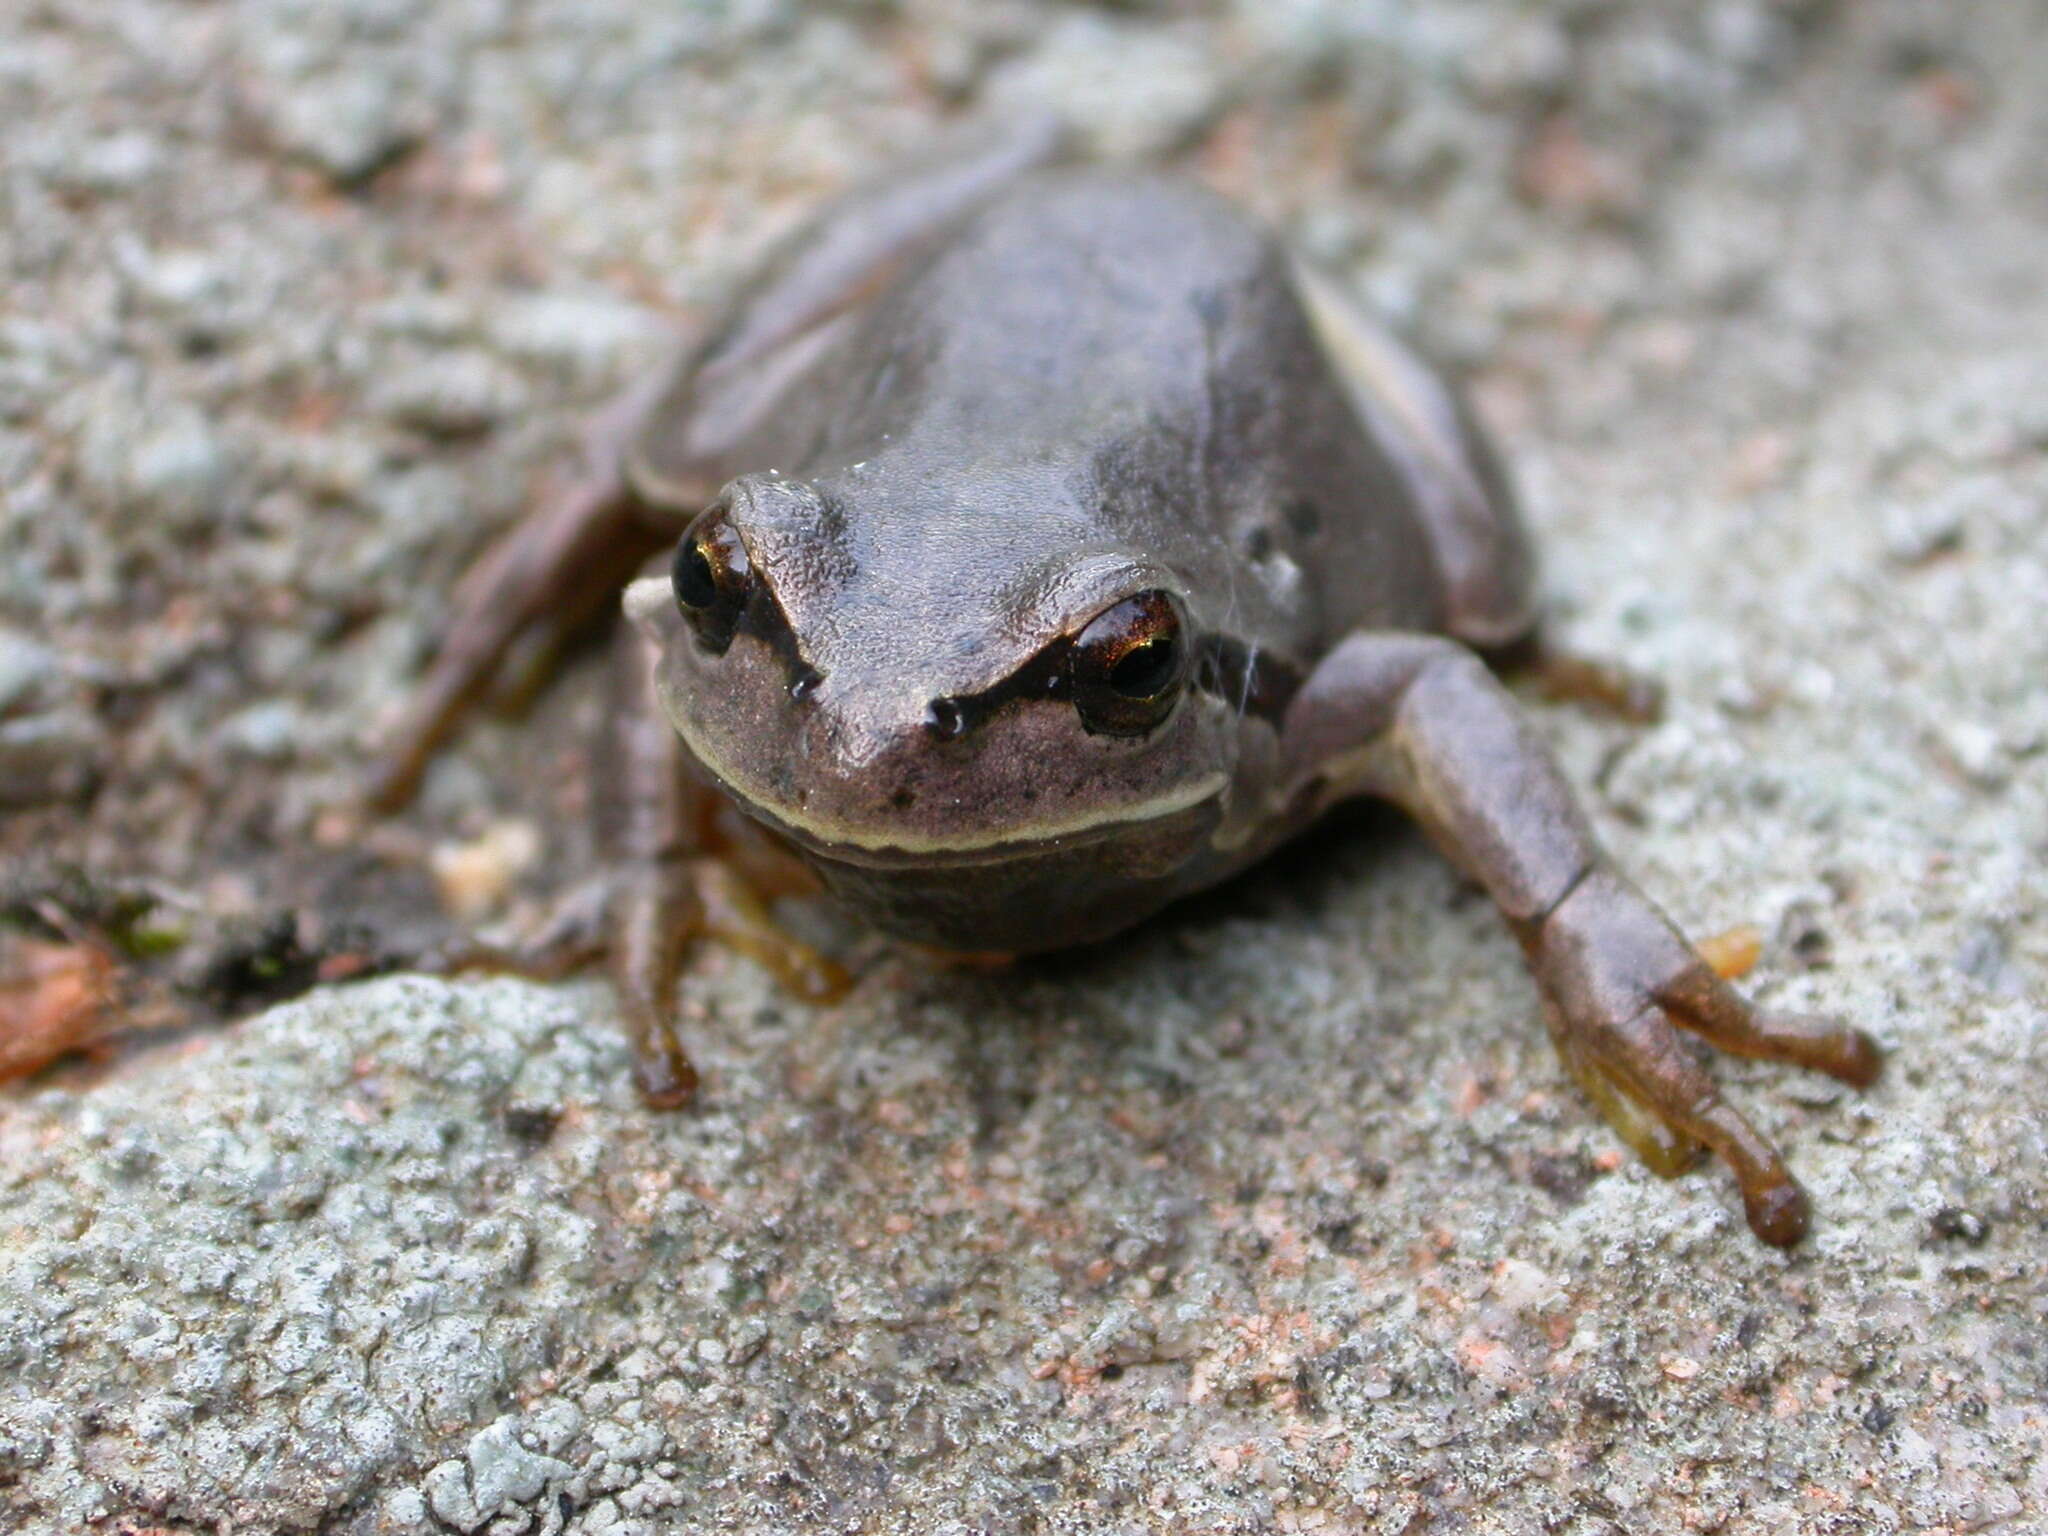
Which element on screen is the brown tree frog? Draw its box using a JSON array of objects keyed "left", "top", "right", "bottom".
[{"left": 368, "top": 118, "right": 1879, "bottom": 1245}]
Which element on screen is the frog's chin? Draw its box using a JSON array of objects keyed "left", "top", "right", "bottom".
[
  {"left": 736, "top": 780, "right": 1237, "bottom": 952},
  {"left": 723, "top": 773, "right": 1231, "bottom": 872}
]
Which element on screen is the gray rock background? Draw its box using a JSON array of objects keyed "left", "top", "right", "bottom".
[{"left": 3, "top": 0, "right": 2045, "bottom": 1531}]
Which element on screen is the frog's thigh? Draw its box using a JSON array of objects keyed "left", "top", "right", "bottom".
[
  {"left": 627, "top": 112, "right": 1069, "bottom": 511},
  {"left": 1292, "top": 260, "right": 1538, "bottom": 649}
]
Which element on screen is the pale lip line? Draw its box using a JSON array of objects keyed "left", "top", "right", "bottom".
[{"left": 677, "top": 720, "right": 1231, "bottom": 866}]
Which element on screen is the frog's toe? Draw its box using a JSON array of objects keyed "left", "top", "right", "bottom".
[
  {"left": 1655, "top": 1075, "right": 1811, "bottom": 1247},
  {"left": 1747, "top": 1009, "right": 1883, "bottom": 1087},
  {"left": 1695, "top": 923, "right": 1763, "bottom": 981},
  {"left": 1563, "top": 995, "right": 1812, "bottom": 1246},
  {"left": 693, "top": 857, "right": 853, "bottom": 1005},
  {"left": 1655, "top": 962, "right": 1884, "bottom": 1087},
  {"left": 606, "top": 852, "right": 852, "bottom": 1107},
  {"left": 628, "top": 1026, "right": 700, "bottom": 1110},
  {"left": 1521, "top": 641, "right": 1668, "bottom": 725},
  {"left": 608, "top": 860, "right": 703, "bottom": 1109},
  {"left": 1543, "top": 1003, "right": 1701, "bottom": 1177}
]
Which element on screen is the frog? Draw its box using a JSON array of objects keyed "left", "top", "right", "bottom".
[{"left": 367, "top": 116, "right": 1879, "bottom": 1246}]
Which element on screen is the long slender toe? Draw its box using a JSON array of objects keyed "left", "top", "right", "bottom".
[
  {"left": 1558, "top": 988, "right": 1817, "bottom": 1243},
  {"left": 1742, "top": 1177, "right": 1811, "bottom": 1248},
  {"left": 1679, "top": 1097, "right": 1809, "bottom": 1246},
  {"left": 629, "top": 1028, "right": 700, "bottom": 1109},
  {"left": 1765, "top": 1012, "right": 1883, "bottom": 1087},
  {"left": 695, "top": 858, "right": 852, "bottom": 1005},
  {"left": 1657, "top": 964, "right": 1884, "bottom": 1085}
]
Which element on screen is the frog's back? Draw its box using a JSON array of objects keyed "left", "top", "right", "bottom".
[{"left": 746, "top": 171, "right": 1463, "bottom": 673}]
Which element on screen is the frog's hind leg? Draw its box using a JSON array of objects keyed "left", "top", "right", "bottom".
[
  {"left": 363, "top": 374, "right": 675, "bottom": 811},
  {"left": 1292, "top": 260, "right": 1538, "bottom": 649},
  {"left": 1295, "top": 263, "right": 1670, "bottom": 722}
]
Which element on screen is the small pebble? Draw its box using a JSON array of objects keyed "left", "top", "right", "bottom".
[
  {"left": 50, "top": 131, "right": 163, "bottom": 193},
  {"left": 1928, "top": 1206, "right": 1991, "bottom": 1246},
  {"left": 0, "top": 711, "right": 107, "bottom": 806},
  {"left": 264, "top": 68, "right": 423, "bottom": 185},
  {"left": 1931, "top": 718, "right": 2008, "bottom": 789},
  {"left": 430, "top": 819, "right": 543, "bottom": 920}
]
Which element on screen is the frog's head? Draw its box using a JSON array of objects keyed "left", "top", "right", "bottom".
[{"left": 625, "top": 469, "right": 1281, "bottom": 949}]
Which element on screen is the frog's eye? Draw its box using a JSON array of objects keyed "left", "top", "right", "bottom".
[
  {"left": 1068, "top": 590, "right": 1191, "bottom": 738},
  {"left": 672, "top": 508, "right": 752, "bottom": 653}
]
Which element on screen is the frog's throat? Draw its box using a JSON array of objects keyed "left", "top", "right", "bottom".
[{"left": 677, "top": 720, "right": 1229, "bottom": 860}]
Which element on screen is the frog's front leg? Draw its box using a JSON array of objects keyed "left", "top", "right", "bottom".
[
  {"left": 602, "top": 598, "right": 848, "bottom": 1106},
  {"left": 1281, "top": 633, "right": 1881, "bottom": 1245}
]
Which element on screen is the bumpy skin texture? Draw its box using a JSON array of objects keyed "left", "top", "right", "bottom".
[{"left": 371, "top": 123, "right": 1879, "bottom": 1243}]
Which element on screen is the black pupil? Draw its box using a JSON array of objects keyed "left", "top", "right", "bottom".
[
  {"left": 1109, "top": 635, "right": 1177, "bottom": 698},
  {"left": 676, "top": 539, "right": 719, "bottom": 610}
]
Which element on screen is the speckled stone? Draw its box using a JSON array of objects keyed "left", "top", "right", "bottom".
[{"left": 2, "top": 0, "right": 2044, "bottom": 1531}]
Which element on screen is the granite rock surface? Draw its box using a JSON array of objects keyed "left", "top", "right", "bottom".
[{"left": 2, "top": 0, "right": 2044, "bottom": 1531}]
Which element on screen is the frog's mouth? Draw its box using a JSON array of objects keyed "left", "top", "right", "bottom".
[{"left": 720, "top": 772, "right": 1231, "bottom": 871}]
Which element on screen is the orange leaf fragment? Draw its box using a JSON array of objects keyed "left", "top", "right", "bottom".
[{"left": 0, "top": 935, "right": 121, "bottom": 1081}]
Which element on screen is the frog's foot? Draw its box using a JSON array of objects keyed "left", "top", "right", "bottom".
[
  {"left": 1518, "top": 868, "right": 1880, "bottom": 1245},
  {"left": 611, "top": 855, "right": 850, "bottom": 1109},
  {"left": 424, "top": 877, "right": 613, "bottom": 984},
  {"left": 692, "top": 857, "right": 851, "bottom": 1006},
  {"left": 1280, "top": 632, "right": 1882, "bottom": 1243},
  {"left": 419, "top": 852, "right": 846, "bottom": 1108}
]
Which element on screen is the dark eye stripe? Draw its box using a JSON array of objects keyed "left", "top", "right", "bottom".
[{"left": 921, "top": 625, "right": 1304, "bottom": 743}]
